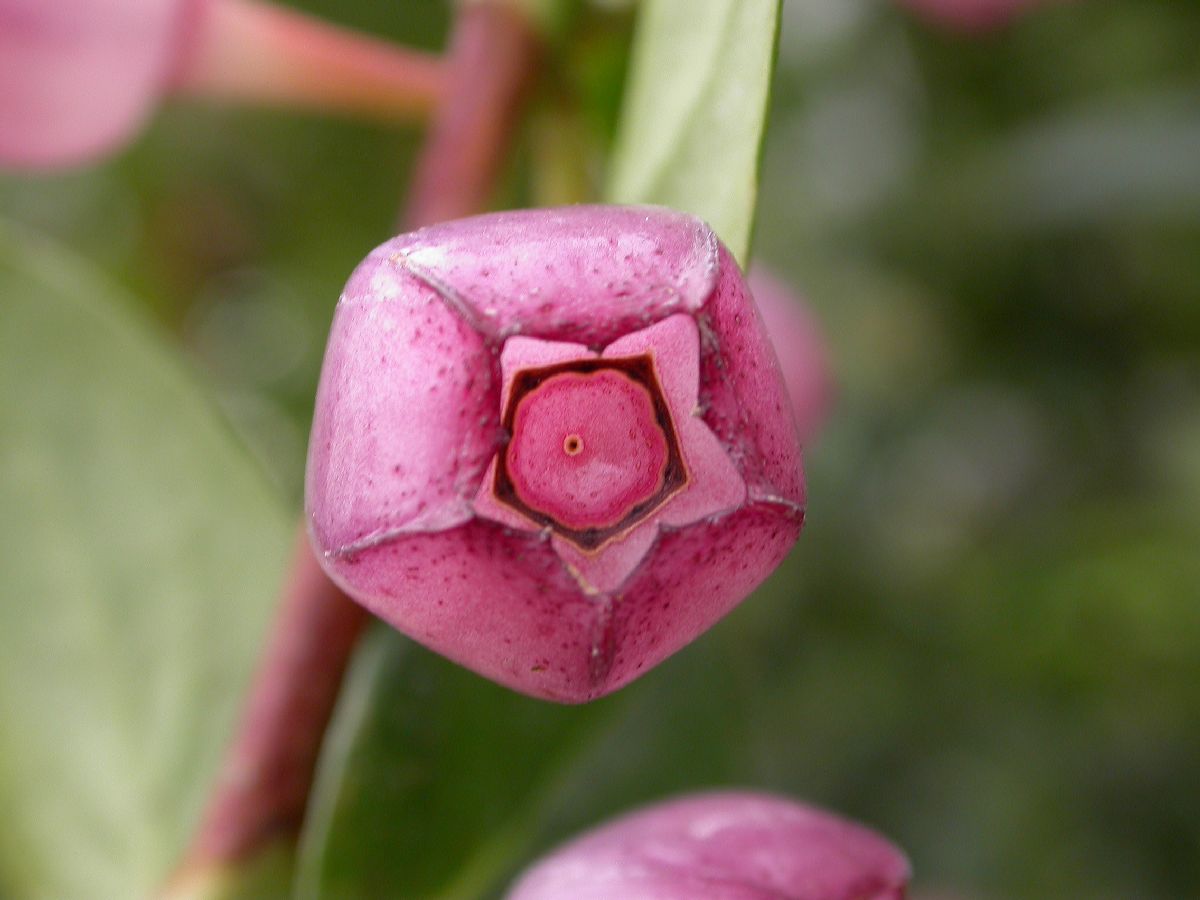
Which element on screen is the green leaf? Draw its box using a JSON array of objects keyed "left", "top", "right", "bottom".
[
  {"left": 295, "top": 630, "right": 599, "bottom": 900},
  {"left": 605, "top": 0, "right": 782, "bottom": 264},
  {"left": 0, "top": 223, "right": 291, "bottom": 898},
  {"left": 294, "top": 621, "right": 765, "bottom": 899}
]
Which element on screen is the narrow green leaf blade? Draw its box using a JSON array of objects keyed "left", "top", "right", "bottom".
[
  {"left": 295, "top": 631, "right": 602, "bottom": 900},
  {"left": 294, "top": 628, "right": 756, "bottom": 899},
  {"left": 605, "top": 0, "right": 782, "bottom": 264},
  {"left": 0, "top": 224, "right": 291, "bottom": 898}
]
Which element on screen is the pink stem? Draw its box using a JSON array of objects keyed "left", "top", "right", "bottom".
[
  {"left": 402, "top": 1, "right": 541, "bottom": 228},
  {"left": 172, "top": 0, "right": 445, "bottom": 122},
  {"left": 165, "top": 2, "right": 541, "bottom": 891},
  {"left": 176, "top": 529, "right": 369, "bottom": 868}
]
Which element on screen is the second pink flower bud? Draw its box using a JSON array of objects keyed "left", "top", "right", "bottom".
[{"left": 507, "top": 791, "right": 910, "bottom": 900}]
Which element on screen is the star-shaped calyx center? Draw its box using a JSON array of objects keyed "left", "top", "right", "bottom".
[
  {"left": 473, "top": 314, "right": 747, "bottom": 595},
  {"left": 494, "top": 355, "right": 687, "bottom": 550}
]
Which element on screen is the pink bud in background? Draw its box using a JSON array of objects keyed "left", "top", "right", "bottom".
[
  {"left": 749, "top": 269, "right": 835, "bottom": 448},
  {"left": 306, "top": 206, "right": 805, "bottom": 702},
  {"left": 505, "top": 791, "right": 911, "bottom": 900},
  {"left": 0, "top": 0, "right": 199, "bottom": 168},
  {"left": 893, "top": 0, "right": 1064, "bottom": 32},
  {"left": 0, "top": 0, "right": 441, "bottom": 170}
]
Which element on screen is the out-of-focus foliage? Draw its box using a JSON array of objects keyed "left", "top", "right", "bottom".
[
  {"left": 2, "top": 1, "right": 1199, "bottom": 898},
  {"left": 0, "top": 225, "right": 291, "bottom": 897}
]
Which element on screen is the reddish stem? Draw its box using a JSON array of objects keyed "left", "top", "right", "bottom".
[
  {"left": 173, "top": 0, "right": 446, "bottom": 122},
  {"left": 179, "top": 529, "right": 368, "bottom": 868},
  {"left": 403, "top": 1, "right": 541, "bottom": 228},
  {"left": 167, "top": 2, "right": 540, "bottom": 891}
]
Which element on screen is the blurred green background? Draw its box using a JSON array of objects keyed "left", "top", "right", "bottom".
[{"left": 2, "top": 1, "right": 1199, "bottom": 898}]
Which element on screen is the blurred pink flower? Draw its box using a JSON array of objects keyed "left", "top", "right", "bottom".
[
  {"left": 0, "top": 0, "right": 200, "bottom": 168},
  {"left": 894, "top": 0, "right": 1061, "bottom": 31},
  {"left": 306, "top": 206, "right": 805, "bottom": 702},
  {"left": 506, "top": 791, "right": 911, "bottom": 900},
  {"left": 749, "top": 269, "right": 835, "bottom": 448},
  {"left": 0, "top": 0, "right": 441, "bottom": 169}
]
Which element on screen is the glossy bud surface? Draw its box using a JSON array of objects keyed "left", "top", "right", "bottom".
[{"left": 307, "top": 206, "right": 805, "bottom": 701}]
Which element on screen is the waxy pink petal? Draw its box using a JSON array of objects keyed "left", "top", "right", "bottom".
[
  {"left": 0, "top": 0, "right": 199, "bottom": 168},
  {"left": 617, "top": 316, "right": 747, "bottom": 529},
  {"left": 549, "top": 526, "right": 660, "bottom": 598},
  {"left": 505, "top": 791, "right": 911, "bottom": 900},
  {"left": 307, "top": 206, "right": 804, "bottom": 701}
]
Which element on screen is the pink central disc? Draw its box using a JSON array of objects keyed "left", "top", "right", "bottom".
[{"left": 505, "top": 369, "right": 670, "bottom": 532}]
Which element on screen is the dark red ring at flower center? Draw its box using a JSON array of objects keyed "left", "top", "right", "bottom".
[{"left": 494, "top": 355, "right": 687, "bottom": 551}]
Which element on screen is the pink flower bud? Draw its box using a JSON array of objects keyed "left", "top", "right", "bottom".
[
  {"left": 748, "top": 269, "right": 835, "bottom": 448},
  {"left": 505, "top": 791, "right": 911, "bottom": 900},
  {"left": 0, "top": 0, "right": 199, "bottom": 168},
  {"left": 306, "top": 206, "right": 805, "bottom": 702},
  {"left": 894, "top": 0, "right": 1063, "bottom": 32}
]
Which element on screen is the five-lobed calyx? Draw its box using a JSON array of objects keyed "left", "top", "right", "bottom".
[{"left": 474, "top": 314, "right": 746, "bottom": 596}]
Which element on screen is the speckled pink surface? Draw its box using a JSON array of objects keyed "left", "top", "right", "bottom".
[
  {"left": 306, "top": 206, "right": 806, "bottom": 701},
  {"left": 748, "top": 269, "right": 834, "bottom": 448},
  {"left": 0, "top": 0, "right": 201, "bottom": 168},
  {"left": 505, "top": 791, "right": 911, "bottom": 900}
]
